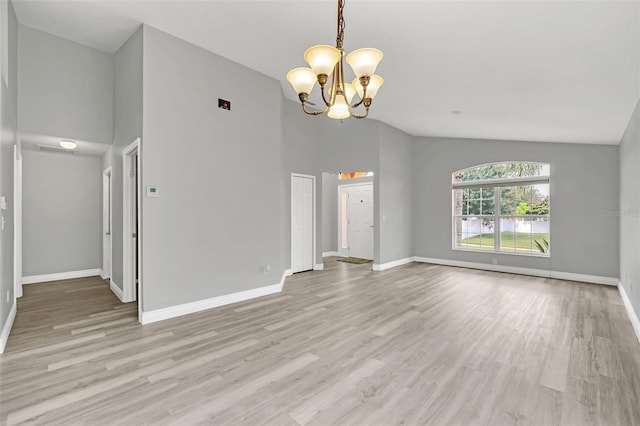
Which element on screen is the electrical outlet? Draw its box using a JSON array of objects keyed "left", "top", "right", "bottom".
[
  {"left": 264, "top": 264, "right": 271, "bottom": 275},
  {"left": 492, "top": 258, "right": 498, "bottom": 265}
]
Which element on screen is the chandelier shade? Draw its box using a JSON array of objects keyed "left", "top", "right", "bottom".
[
  {"left": 286, "top": 0, "right": 383, "bottom": 119},
  {"left": 304, "top": 45, "right": 341, "bottom": 77},
  {"left": 346, "top": 48, "right": 383, "bottom": 78},
  {"left": 286, "top": 68, "right": 317, "bottom": 95},
  {"left": 328, "top": 94, "right": 351, "bottom": 119},
  {"left": 352, "top": 75, "right": 384, "bottom": 100}
]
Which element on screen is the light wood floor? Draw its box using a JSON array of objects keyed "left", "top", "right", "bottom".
[{"left": 1, "top": 259, "right": 640, "bottom": 425}]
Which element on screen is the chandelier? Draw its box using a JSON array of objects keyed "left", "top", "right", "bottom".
[{"left": 286, "top": 0, "right": 383, "bottom": 119}]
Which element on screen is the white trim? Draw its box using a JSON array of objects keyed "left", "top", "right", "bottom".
[
  {"left": 13, "top": 144, "right": 22, "bottom": 298},
  {"left": 102, "top": 167, "right": 112, "bottom": 280},
  {"left": 322, "top": 251, "right": 339, "bottom": 257},
  {"left": 291, "top": 173, "right": 316, "bottom": 274},
  {"left": 110, "top": 280, "right": 124, "bottom": 302},
  {"left": 22, "top": 268, "right": 102, "bottom": 285},
  {"left": 373, "top": 257, "right": 414, "bottom": 271},
  {"left": 140, "top": 269, "right": 291, "bottom": 325},
  {"left": 0, "top": 302, "right": 16, "bottom": 354},
  {"left": 618, "top": 282, "right": 640, "bottom": 345},
  {"left": 122, "top": 138, "right": 141, "bottom": 306},
  {"left": 314, "top": 263, "right": 324, "bottom": 271},
  {"left": 412, "top": 257, "right": 617, "bottom": 286},
  {"left": 549, "top": 271, "right": 617, "bottom": 286},
  {"left": 452, "top": 175, "right": 549, "bottom": 189}
]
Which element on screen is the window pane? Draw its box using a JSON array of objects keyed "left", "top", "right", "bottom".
[
  {"left": 532, "top": 217, "right": 550, "bottom": 254},
  {"left": 481, "top": 187, "right": 495, "bottom": 198},
  {"left": 452, "top": 162, "right": 550, "bottom": 183},
  {"left": 481, "top": 199, "right": 495, "bottom": 215},
  {"left": 499, "top": 218, "right": 514, "bottom": 252},
  {"left": 501, "top": 187, "right": 516, "bottom": 215},
  {"left": 530, "top": 184, "right": 549, "bottom": 215},
  {"left": 460, "top": 218, "right": 494, "bottom": 251}
]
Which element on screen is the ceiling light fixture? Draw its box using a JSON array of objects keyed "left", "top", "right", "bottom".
[
  {"left": 60, "top": 140, "right": 77, "bottom": 149},
  {"left": 286, "top": 0, "right": 383, "bottom": 120}
]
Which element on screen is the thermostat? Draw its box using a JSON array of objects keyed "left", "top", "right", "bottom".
[{"left": 146, "top": 187, "right": 160, "bottom": 198}]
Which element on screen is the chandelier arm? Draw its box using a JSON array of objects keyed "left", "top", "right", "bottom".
[
  {"left": 350, "top": 97, "right": 364, "bottom": 108},
  {"left": 302, "top": 102, "right": 329, "bottom": 116},
  {"left": 350, "top": 107, "right": 369, "bottom": 119},
  {"left": 321, "top": 79, "right": 332, "bottom": 107}
]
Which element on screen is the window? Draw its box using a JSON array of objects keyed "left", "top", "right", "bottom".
[
  {"left": 452, "top": 162, "right": 550, "bottom": 256},
  {"left": 339, "top": 171, "right": 374, "bottom": 180}
]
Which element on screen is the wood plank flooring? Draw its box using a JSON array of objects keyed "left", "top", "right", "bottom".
[{"left": 1, "top": 258, "right": 640, "bottom": 425}]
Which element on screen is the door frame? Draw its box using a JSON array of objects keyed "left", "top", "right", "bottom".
[
  {"left": 291, "top": 173, "right": 316, "bottom": 273},
  {"left": 13, "top": 144, "right": 22, "bottom": 299},
  {"left": 122, "top": 138, "right": 141, "bottom": 313},
  {"left": 102, "top": 167, "right": 112, "bottom": 280},
  {"left": 337, "top": 181, "right": 374, "bottom": 259}
]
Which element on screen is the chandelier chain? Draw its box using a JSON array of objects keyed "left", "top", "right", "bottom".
[{"left": 336, "top": 0, "right": 345, "bottom": 49}]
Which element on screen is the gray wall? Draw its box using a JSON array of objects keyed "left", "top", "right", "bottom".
[
  {"left": 18, "top": 25, "right": 114, "bottom": 144},
  {"left": 282, "top": 99, "right": 381, "bottom": 265},
  {"left": 619, "top": 98, "right": 640, "bottom": 321},
  {"left": 0, "top": 0, "right": 18, "bottom": 334},
  {"left": 22, "top": 150, "right": 102, "bottom": 276},
  {"left": 321, "top": 173, "right": 339, "bottom": 254},
  {"left": 379, "top": 123, "right": 413, "bottom": 264},
  {"left": 103, "top": 27, "right": 143, "bottom": 290},
  {"left": 413, "top": 137, "right": 619, "bottom": 278},
  {"left": 141, "top": 26, "right": 284, "bottom": 311}
]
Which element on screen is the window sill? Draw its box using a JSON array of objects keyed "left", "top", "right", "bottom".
[{"left": 452, "top": 248, "right": 550, "bottom": 258}]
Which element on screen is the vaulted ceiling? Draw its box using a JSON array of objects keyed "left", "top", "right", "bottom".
[{"left": 12, "top": 0, "right": 640, "bottom": 144}]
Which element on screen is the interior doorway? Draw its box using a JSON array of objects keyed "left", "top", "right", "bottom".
[
  {"left": 102, "top": 167, "right": 112, "bottom": 281},
  {"left": 338, "top": 182, "right": 374, "bottom": 260},
  {"left": 291, "top": 173, "right": 315, "bottom": 274},
  {"left": 122, "top": 139, "right": 141, "bottom": 314}
]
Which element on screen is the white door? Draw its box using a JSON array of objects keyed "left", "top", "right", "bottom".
[
  {"left": 291, "top": 174, "right": 314, "bottom": 273},
  {"left": 344, "top": 183, "right": 374, "bottom": 260},
  {"left": 102, "top": 168, "right": 112, "bottom": 280}
]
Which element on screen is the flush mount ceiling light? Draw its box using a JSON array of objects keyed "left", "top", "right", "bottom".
[
  {"left": 60, "top": 140, "right": 77, "bottom": 149},
  {"left": 286, "top": 0, "right": 383, "bottom": 120}
]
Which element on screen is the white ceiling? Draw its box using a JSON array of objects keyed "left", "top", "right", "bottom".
[
  {"left": 12, "top": 0, "right": 640, "bottom": 145},
  {"left": 20, "top": 133, "right": 111, "bottom": 157}
]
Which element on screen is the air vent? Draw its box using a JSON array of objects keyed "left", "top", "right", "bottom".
[{"left": 37, "top": 144, "right": 78, "bottom": 155}]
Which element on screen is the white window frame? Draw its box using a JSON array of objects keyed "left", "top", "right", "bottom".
[{"left": 452, "top": 166, "right": 550, "bottom": 257}]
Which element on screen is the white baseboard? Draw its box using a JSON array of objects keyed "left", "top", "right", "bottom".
[
  {"left": 140, "top": 269, "right": 291, "bottom": 325},
  {"left": 22, "top": 268, "right": 102, "bottom": 285},
  {"left": 110, "top": 280, "right": 124, "bottom": 302},
  {"left": 618, "top": 282, "right": 640, "bottom": 345},
  {"left": 413, "top": 257, "right": 618, "bottom": 286},
  {"left": 100, "top": 269, "right": 110, "bottom": 280},
  {"left": 322, "top": 251, "right": 339, "bottom": 257},
  {"left": 373, "top": 257, "right": 414, "bottom": 271},
  {"left": 0, "top": 302, "right": 17, "bottom": 354},
  {"left": 314, "top": 263, "right": 324, "bottom": 271}
]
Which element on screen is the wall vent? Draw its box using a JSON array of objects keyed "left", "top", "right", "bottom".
[{"left": 37, "top": 144, "right": 78, "bottom": 155}]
